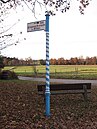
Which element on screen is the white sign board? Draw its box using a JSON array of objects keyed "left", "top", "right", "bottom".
[{"left": 27, "top": 20, "right": 46, "bottom": 32}]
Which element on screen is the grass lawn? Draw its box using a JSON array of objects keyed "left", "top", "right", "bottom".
[
  {"left": 0, "top": 80, "right": 97, "bottom": 128},
  {"left": 3, "top": 65, "right": 97, "bottom": 79}
]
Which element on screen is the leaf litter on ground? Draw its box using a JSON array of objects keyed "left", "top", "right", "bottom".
[{"left": 0, "top": 80, "right": 97, "bottom": 129}]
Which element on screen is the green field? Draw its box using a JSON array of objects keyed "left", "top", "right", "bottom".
[{"left": 3, "top": 65, "right": 97, "bottom": 79}]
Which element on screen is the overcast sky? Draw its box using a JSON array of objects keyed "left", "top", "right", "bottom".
[{"left": 1, "top": 0, "right": 97, "bottom": 60}]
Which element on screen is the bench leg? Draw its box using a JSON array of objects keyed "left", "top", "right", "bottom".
[
  {"left": 43, "top": 94, "right": 45, "bottom": 102},
  {"left": 83, "top": 85, "right": 88, "bottom": 101}
]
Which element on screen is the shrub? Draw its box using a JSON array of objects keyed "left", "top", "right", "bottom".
[
  {"left": 1, "top": 70, "right": 18, "bottom": 80},
  {"left": 0, "top": 72, "right": 1, "bottom": 79}
]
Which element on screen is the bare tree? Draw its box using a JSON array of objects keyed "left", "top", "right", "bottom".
[
  {"left": 0, "top": 5, "right": 26, "bottom": 51},
  {"left": 0, "top": 0, "right": 92, "bottom": 15},
  {"left": 0, "top": 0, "right": 92, "bottom": 52},
  {"left": 0, "top": 30, "right": 26, "bottom": 51}
]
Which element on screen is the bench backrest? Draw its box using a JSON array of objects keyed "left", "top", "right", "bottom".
[{"left": 37, "top": 83, "right": 91, "bottom": 92}]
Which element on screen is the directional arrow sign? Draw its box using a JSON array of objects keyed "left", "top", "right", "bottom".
[{"left": 27, "top": 20, "right": 46, "bottom": 32}]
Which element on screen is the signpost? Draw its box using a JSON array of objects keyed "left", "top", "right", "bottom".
[
  {"left": 27, "top": 20, "right": 45, "bottom": 32},
  {"left": 45, "top": 13, "right": 50, "bottom": 116},
  {"left": 27, "top": 13, "right": 50, "bottom": 117}
]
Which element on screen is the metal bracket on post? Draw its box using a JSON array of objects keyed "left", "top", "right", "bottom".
[{"left": 45, "top": 12, "right": 50, "bottom": 117}]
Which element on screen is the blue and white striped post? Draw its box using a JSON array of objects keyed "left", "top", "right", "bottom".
[{"left": 45, "top": 13, "right": 50, "bottom": 116}]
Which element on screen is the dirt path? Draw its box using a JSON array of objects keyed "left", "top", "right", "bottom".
[{"left": 18, "top": 76, "right": 97, "bottom": 86}]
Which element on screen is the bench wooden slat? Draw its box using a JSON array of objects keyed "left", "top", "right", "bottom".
[
  {"left": 37, "top": 83, "right": 91, "bottom": 92},
  {"left": 38, "top": 89, "right": 91, "bottom": 95}
]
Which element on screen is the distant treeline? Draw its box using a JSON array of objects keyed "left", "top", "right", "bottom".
[{"left": 1, "top": 56, "right": 97, "bottom": 66}]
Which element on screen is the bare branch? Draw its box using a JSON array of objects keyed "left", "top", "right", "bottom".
[
  {"left": 23, "top": 0, "right": 44, "bottom": 18},
  {"left": 23, "top": 0, "right": 33, "bottom": 12},
  {"left": 78, "top": 0, "right": 91, "bottom": 14},
  {"left": 0, "top": 0, "right": 92, "bottom": 16},
  {"left": 0, "top": 0, "right": 11, "bottom": 3},
  {"left": 0, "top": 34, "right": 12, "bottom": 44},
  {"left": 0, "top": 19, "right": 20, "bottom": 34}
]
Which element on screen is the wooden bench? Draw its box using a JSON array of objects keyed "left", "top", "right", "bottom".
[{"left": 37, "top": 83, "right": 91, "bottom": 101}]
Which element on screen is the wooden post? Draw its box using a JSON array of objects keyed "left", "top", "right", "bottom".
[{"left": 83, "top": 85, "right": 87, "bottom": 101}]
